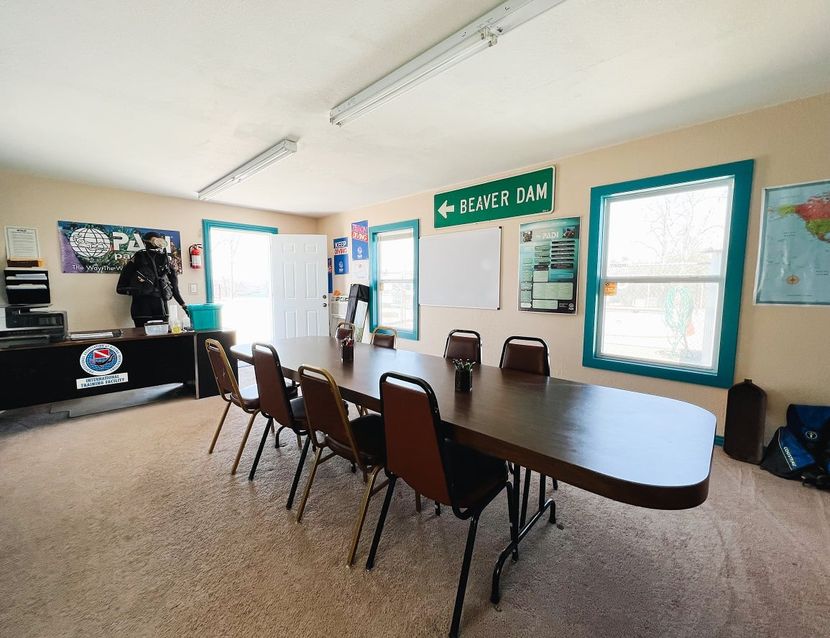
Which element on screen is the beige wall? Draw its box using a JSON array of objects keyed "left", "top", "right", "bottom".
[
  {"left": 318, "top": 93, "right": 830, "bottom": 436},
  {"left": 0, "top": 171, "right": 318, "bottom": 330}
]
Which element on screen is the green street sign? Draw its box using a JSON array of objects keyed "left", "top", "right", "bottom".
[{"left": 434, "top": 167, "right": 554, "bottom": 228}]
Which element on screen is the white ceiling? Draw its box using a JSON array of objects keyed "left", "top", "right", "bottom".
[{"left": 2, "top": 0, "right": 829, "bottom": 215}]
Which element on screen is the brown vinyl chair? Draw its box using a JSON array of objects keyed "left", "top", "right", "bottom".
[
  {"left": 296, "top": 365, "right": 388, "bottom": 566},
  {"left": 204, "top": 338, "right": 263, "bottom": 475},
  {"left": 335, "top": 321, "right": 355, "bottom": 341},
  {"left": 248, "top": 343, "right": 310, "bottom": 509},
  {"left": 367, "top": 372, "right": 518, "bottom": 638},
  {"left": 499, "top": 336, "right": 557, "bottom": 526},
  {"left": 444, "top": 329, "right": 482, "bottom": 364},
  {"left": 371, "top": 325, "right": 397, "bottom": 349}
]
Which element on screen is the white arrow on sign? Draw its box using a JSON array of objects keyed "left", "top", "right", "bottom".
[{"left": 437, "top": 200, "right": 455, "bottom": 218}]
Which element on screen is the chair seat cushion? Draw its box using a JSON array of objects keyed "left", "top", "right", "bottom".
[
  {"left": 289, "top": 396, "right": 305, "bottom": 421},
  {"left": 446, "top": 442, "right": 507, "bottom": 508},
  {"left": 326, "top": 414, "right": 386, "bottom": 466},
  {"left": 285, "top": 378, "right": 299, "bottom": 399},
  {"left": 232, "top": 384, "right": 260, "bottom": 410}
]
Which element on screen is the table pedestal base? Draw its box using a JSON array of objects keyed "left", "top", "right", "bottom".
[{"left": 491, "top": 467, "right": 558, "bottom": 604}]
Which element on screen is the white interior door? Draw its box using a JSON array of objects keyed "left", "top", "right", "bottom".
[{"left": 271, "top": 234, "right": 328, "bottom": 339}]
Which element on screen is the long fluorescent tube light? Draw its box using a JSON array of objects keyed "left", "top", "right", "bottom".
[
  {"left": 330, "top": 0, "right": 567, "bottom": 127},
  {"left": 197, "top": 138, "right": 298, "bottom": 201}
]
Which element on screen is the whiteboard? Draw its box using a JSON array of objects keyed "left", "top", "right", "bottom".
[{"left": 419, "top": 227, "right": 501, "bottom": 310}]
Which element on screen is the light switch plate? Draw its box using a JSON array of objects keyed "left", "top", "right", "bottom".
[{"left": 189, "top": 283, "right": 198, "bottom": 294}]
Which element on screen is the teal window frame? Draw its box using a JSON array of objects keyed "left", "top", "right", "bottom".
[
  {"left": 202, "top": 219, "right": 278, "bottom": 303},
  {"left": 582, "top": 160, "right": 754, "bottom": 388},
  {"left": 369, "top": 219, "right": 419, "bottom": 340}
]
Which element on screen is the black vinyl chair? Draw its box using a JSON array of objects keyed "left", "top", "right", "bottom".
[
  {"left": 499, "top": 336, "right": 557, "bottom": 526},
  {"left": 443, "top": 329, "right": 482, "bottom": 364},
  {"left": 367, "top": 372, "right": 518, "bottom": 638},
  {"left": 248, "top": 343, "right": 309, "bottom": 510}
]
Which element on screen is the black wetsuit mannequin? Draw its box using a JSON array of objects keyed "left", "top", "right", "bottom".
[{"left": 116, "top": 234, "right": 187, "bottom": 327}]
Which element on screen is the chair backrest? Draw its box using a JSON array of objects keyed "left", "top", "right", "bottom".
[
  {"left": 379, "top": 372, "right": 452, "bottom": 505},
  {"left": 298, "top": 365, "right": 361, "bottom": 463},
  {"left": 371, "top": 326, "right": 397, "bottom": 349},
  {"left": 443, "top": 329, "right": 482, "bottom": 364},
  {"left": 204, "top": 338, "right": 241, "bottom": 402},
  {"left": 499, "top": 336, "right": 550, "bottom": 376},
  {"left": 252, "top": 343, "right": 297, "bottom": 427},
  {"left": 335, "top": 321, "right": 355, "bottom": 341}
]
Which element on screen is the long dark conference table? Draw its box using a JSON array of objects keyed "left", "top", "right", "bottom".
[{"left": 231, "top": 337, "right": 716, "bottom": 601}]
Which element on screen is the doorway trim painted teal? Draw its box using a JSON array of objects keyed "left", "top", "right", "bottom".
[{"left": 202, "top": 219, "right": 278, "bottom": 303}]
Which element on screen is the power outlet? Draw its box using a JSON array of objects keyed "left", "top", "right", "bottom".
[{"left": 188, "top": 283, "right": 198, "bottom": 295}]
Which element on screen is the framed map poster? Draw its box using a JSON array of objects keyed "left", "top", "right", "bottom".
[
  {"left": 518, "top": 217, "right": 580, "bottom": 313},
  {"left": 754, "top": 179, "right": 830, "bottom": 305}
]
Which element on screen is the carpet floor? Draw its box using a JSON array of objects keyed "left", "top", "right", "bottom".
[{"left": 1, "top": 380, "right": 828, "bottom": 638}]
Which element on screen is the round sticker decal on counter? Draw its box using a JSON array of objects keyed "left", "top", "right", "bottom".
[{"left": 79, "top": 343, "right": 124, "bottom": 376}]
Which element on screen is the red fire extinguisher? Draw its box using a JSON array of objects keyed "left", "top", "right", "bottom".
[{"left": 189, "top": 244, "right": 203, "bottom": 269}]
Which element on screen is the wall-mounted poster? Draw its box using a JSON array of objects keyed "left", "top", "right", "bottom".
[
  {"left": 58, "top": 220, "right": 182, "bottom": 274},
  {"left": 351, "top": 220, "right": 368, "bottom": 261},
  {"left": 333, "top": 236, "right": 349, "bottom": 275},
  {"left": 519, "top": 217, "right": 580, "bottom": 313},
  {"left": 755, "top": 179, "right": 830, "bottom": 306}
]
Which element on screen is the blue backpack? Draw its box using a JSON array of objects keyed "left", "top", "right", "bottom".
[{"left": 760, "top": 404, "right": 830, "bottom": 490}]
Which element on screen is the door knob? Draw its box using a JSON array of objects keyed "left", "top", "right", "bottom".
[{"left": 323, "top": 303, "right": 328, "bottom": 307}]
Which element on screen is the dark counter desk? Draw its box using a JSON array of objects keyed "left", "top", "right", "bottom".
[{"left": 0, "top": 328, "right": 236, "bottom": 410}]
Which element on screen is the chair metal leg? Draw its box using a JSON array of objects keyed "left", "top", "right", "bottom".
[
  {"left": 520, "top": 467, "right": 531, "bottom": 527},
  {"left": 248, "top": 417, "right": 273, "bottom": 481},
  {"left": 273, "top": 424, "right": 286, "bottom": 448},
  {"left": 296, "top": 446, "right": 323, "bottom": 522},
  {"left": 286, "top": 435, "right": 311, "bottom": 510},
  {"left": 435, "top": 502, "right": 441, "bottom": 516},
  {"left": 507, "top": 481, "right": 519, "bottom": 562},
  {"left": 449, "top": 514, "right": 480, "bottom": 638},
  {"left": 366, "top": 475, "right": 397, "bottom": 570},
  {"left": 207, "top": 402, "right": 231, "bottom": 453},
  {"left": 295, "top": 432, "right": 302, "bottom": 449},
  {"left": 347, "top": 465, "right": 382, "bottom": 566},
  {"left": 231, "top": 411, "right": 258, "bottom": 475},
  {"left": 415, "top": 492, "right": 422, "bottom": 513}
]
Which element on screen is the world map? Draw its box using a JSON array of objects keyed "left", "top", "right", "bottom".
[{"left": 755, "top": 181, "right": 830, "bottom": 305}]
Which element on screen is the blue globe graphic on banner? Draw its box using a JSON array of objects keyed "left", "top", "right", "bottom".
[{"left": 69, "top": 227, "right": 111, "bottom": 260}]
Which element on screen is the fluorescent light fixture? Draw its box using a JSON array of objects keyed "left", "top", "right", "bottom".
[
  {"left": 197, "top": 138, "right": 298, "bottom": 201},
  {"left": 330, "top": 0, "right": 567, "bottom": 126}
]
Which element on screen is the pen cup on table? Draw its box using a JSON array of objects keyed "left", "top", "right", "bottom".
[
  {"left": 454, "top": 359, "right": 474, "bottom": 392},
  {"left": 340, "top": 336, "right": 354, "bottom": 363}
]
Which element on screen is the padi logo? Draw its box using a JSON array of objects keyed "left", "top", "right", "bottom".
[
  {"left": 79, "top": 343, "right": 124, "bottom": 376},
  {"left": 805, "top": 430, "right": 818, "bottom": 441}
]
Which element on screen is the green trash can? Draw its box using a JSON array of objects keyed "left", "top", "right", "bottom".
[{"left": 188, "top": 303, "right": 222, "bottom": 331}]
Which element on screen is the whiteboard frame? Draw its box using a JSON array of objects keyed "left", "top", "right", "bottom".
[{"left": 419, "top": 226, "right": 502, "bottom": 310}]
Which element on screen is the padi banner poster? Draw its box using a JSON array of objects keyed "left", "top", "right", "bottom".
[
  {"left": 58, "top": 220, "right": 182, "bottom": 274},
  {"left": 519, "top": 217, "right": 580, "bottom": 314}
]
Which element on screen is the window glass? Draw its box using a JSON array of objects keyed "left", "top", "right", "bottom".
[
  {"left": 371, "top": 220, "right": 419, "bottom": 339},
  {"left": 583, "top": 161, "right": 754, "bottom": 387}
]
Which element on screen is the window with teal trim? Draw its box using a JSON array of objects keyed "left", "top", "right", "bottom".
[
  {"left": 369, "top": 220, "right": 419, "bottom": 340},
  {"left": 583, "top": 160, "right": 754, "bottom": 388}
]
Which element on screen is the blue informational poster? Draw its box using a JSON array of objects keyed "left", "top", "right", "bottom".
[
  {"left": 351, "top": 220, "right": 368, "bottom": 260},
  {"left": 333, "top": 236, "right": 349, "bottom": 275},
  {"left": 518, "top": 217, "right": 580, "bottom": 313}
]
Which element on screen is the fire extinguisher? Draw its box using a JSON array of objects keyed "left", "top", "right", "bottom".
[{"left": 189, "top": 244, "right": 203, "bottom": 269}]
